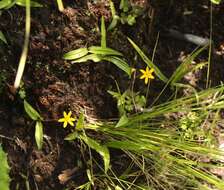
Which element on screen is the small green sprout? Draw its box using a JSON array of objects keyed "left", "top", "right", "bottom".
[{"left": 58, "top": 111, "right": 76, "bottom": 128}]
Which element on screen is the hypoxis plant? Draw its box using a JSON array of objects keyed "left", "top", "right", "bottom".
[
  {"left": 24, "top": 100, "right": 44, "bottom": 150},
  {"left": 63, "top": 17, "right": 132, "bottom": 77},
  {"left": 59, "top": 112, "right": 110, "bottom": 174},
  {"left": 84, "top": 86, "right": 224, "bottom": 190},
  {"left": 108, "top": 0, "right": 145, "bottom": 30}
]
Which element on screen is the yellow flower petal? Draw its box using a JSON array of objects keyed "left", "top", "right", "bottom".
[
  {"left": 63, "top": 121, "right": 68, "bottom": 128},
  {"left": 67, "top": 111, "right": 72, "bottom": 117},
  {"left": 140, "top": 75, "right": 145, "bottom": 79},
  {"left": 145, "top": 77, "right": 148, "bottom": 84},
  {"left": 63, "top": 111, "right": 67, "bottom": 118},
  {"left": 140, "top": 69, "right": 146, "bottom": 74},
  {"left": 68, "top": 120, "right": 75, "bottom": 126},
  {"left": 58, "top": 118, "right": 65, "bottom": 122},
  {"left": 146, "top": 67, "right": 149, "bottom": 72}
]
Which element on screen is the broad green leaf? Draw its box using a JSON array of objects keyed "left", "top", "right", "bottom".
[
  {"left": 128, "top": 37, "right": 168, "bottom": 82},
  {"left": 76, "top": 112, "right": 85, "bottom": 131},
  {"left": 24, "top": 100, "right": 42, "bottom": 121},
  {"left": 88, "top": 46, "right": 123, "bottom": 56},
  {"left": 63, "top": 48, "right": 88, "bottom": 60},
  {"left": 115, "top": 114, "right": 129, "bottom": 128},
  {"left": 72, "top": 54, "right": 103, "bottom": 63},
  {"left": 15, "top": 0, "right": 42, "bottom": 7},
  {"left": 64, "top": 131, "right": 78, "bottom": 141},
  {"left": 0, "top": 145, "right": 10, "bottom": 190},
  {"left": 35, "top": 121, "right": 43, "bottom": 150},
  {"left": 102, "top": 56, "right": 131, "bottom": 76},
  {"left": 169, "top": 46, "right": 207, "bottom": 86},
  {"left": 80, "top": 135, "right": 110, "bottom": 173},
  {"left": 210, "top": 0, "right": 221, "bottom": 4},
  {"left": 0, "top": 0, "right": 12, "bottom": 9},
  {"left": 0, "top": 31, "right": 7, "bottom": 44},
  {"left": 101, "top": 17, "right": 106, "bottom": 48}
]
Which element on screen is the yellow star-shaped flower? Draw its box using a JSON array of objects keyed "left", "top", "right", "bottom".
[
  {"left": 140, "top": 67, "right": 155, "bottom": 84},
  {"left": 58, "top": 111, "right": 76, "bottom": 128}
]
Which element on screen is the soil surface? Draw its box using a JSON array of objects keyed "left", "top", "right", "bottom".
[{"left": 0, "top": 0, "right": 224, "bottom": 189}]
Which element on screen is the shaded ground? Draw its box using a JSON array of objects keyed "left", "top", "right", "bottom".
[{"left": 0, "top": 0, "right": 224, "bottom": 189}]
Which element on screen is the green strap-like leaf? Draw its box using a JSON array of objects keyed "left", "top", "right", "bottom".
[
  {"left": 88, "top": 46, "right": 123, "bottom": 56},
  {"left": 0, "top": 31, "right": 7, "bottom": 44},
  {"left": 63, "top": 47, "right": 88, "bottom": 60},
  {"left": 102, "top": 56, "right": 131, "bottom": 77},
  {"left": 80, "top": 135, "right": 110, "bottom": 173},
  {"left": 0, "top": 145, "right": 10, "bottom": 190},
  {"left": 101, "top": 17, "right": 106, "bottom": 48},
  {"left": 115, "top": 114, "right": 129, "bottom": 128},
  {"left": 15, "top": 0, "right": 43, "bottom": 7},
  {"left": 64, "top": 131, "right": 78, "bottom": 141},
  {"left": 128, "top": 37, "right": 168, "bottom": 82},
  {"left": 0, "top": 0, "right": 12, "bottom": 9},
  {"left": 169, "top": 46, "right": 207, "bottom": 86},
  {"left": 76, "top": 112, "right": 85, "bottom": 131},
  {"left": 24, "top": 100, "right": 42, "bottom": 121},
  {"left": 210, "top": 0, "right": 221, "bottom": 4},
  {"left": 72, "top": 54, "right": 103, "bottom": 63},
  {"left": 35, "top": 121, "right": 43, "bottom": 150}
]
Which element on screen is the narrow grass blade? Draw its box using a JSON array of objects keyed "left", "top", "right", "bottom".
[
  {"left": 14, "top": 0, "right": 31, "bottom": 89},
  {"left": 35, "top": 121, "right": 43, "bottom": 150},
  {"left": 128, "top": 37, "right": 168, "bottom": 82},
  {"left": 170, "top": 46, "right": 207, "bottom": 86},
  {"left": 0, "top": 31, "right": 7, "bottom": 44},
  {"left": 80, "top": 135, "right": 110, "bottom": 173},
  {"left": 63, "top": 47, "right": 88, "bottom": 60},
  {"left": 0, "top": 145, "right": 10, "bottom": 190},
  {"left": 102, "top": 56, "right": 131, "bottom": 76},
  {"left": 101, "top": 17, "right": 106, "bottom": 48},
  {"left": 88, "top": 46, "right": 123, "bottom": 56}
]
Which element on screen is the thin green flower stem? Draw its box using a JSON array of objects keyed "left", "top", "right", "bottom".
[
  {"left": 56, "top": 0, "right": 64, "bottom": 12},
  {"left": 145, "top": 32, "right": 159, "bottom": 106},
  {"left": 206, "top": 2, "right": 213, "bottom": 88},
  {"left": 14, "top": 0, "right": 30, "bottom": 89}
]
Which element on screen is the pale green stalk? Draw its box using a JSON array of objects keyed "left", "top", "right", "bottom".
[
  {"left": 14, "top": 0, "right": 30, "bottom": 89},
  {"left": 56, "top": 0, "right": 64, "bottom": 12}
]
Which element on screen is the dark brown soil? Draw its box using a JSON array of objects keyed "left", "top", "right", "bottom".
[{"left": 0, "top": 0, "right": 224, "bottom": 189}]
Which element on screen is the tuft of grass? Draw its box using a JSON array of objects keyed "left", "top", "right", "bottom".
[{"left": 83, "top": 85, "right": 224, "bottom": 189}]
